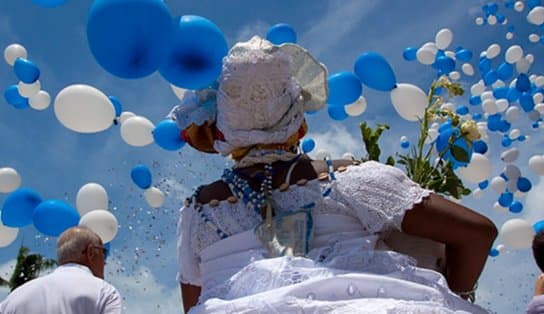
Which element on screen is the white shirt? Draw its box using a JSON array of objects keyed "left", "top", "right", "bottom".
[{"left": 0, "top": 263, "right": 123, "bottom": 314}]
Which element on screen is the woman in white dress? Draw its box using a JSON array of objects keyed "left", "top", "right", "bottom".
[{"left": 172, "top": 36, "right": 498, "bottom": 313}]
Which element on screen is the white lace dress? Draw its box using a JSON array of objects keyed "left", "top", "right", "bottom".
[{"left": 176, "top": 161, "right": 489, "bottom": 313}]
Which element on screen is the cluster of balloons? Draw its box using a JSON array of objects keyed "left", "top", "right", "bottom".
[
  {"left": 87, "top": 0, "right": 228, "bottom": 90},
  {"left": 3, "top": 44, "right": 51, "bottom": 111},
  {"left": 130, "top": 164, "right": 165, "bottom": 209},
  {"left": 0, "top": 167, "right": 119, "bottom": 247}
]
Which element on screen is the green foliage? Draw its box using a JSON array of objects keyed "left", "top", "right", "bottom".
[
  {"left": 359, "top": 122, "right": 394, "bottom": 164},
  {"left": 0, "top": 246, "right": 56, "bottom": 292}
]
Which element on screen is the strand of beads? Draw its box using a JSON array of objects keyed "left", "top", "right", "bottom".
[{"left": 186, "top": 187, "right": 228, "bottom": 239}]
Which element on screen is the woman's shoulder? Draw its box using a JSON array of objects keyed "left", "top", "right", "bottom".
[{"left": 193, "top": 180, "right": 233, "bottom": 205}]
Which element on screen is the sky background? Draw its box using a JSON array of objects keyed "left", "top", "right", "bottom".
[{"left": 1, "top": 0, "right": 544, "bottom": 313}]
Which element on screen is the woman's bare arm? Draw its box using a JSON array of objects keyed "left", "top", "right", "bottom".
[
  {"left": 181, "top": 283, "right": 201, "bottom": 313},
  {"left": 401, "top": 193, "right": 498, "bottom": 295}
]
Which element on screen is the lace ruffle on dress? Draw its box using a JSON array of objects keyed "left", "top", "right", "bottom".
[{"left": 176, "top": 161, "right": 489, "bottom": 314}]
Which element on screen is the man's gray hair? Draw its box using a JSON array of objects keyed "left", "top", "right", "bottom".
[{"left": 57, "top": 227, "right": 101, "bottom": 264}]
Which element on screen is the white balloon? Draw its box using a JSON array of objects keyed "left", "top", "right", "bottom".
[
  {"left": 76, "top": 183, "right": 109, "bottom": 216},
  {"left": 515, "top": 1, "right": 525, "bottom": 12},
  {"left": 492, "top": 79, "right": 505, "bottom": 89},
  {"left": 435, "top": 28, "right": 453, "bottom": 50},
  {"left": 506, "top": 32, "right": 514, "bottom": 40},
  {"left": 503, "top": 164, "right": 521, "bottom": 180},
  {"left": 470, "top": 81, "right": 486, "bottom": 95},
  {"left": 534, "top": 93, "right": 544, "bottom": 104},
  {"left": 536, "top": 103, "right": 544, "bottom": 114},
  {"left": 29, "top": 90, "right": 50, "bottom": 110},
  {"left": 54, "top": 84, "right": 115, "bottom": 133},
  {"left": 390, "top": 83, "right": 427, "bottom": 122},
  {"left": 494, "top": 201, "right": 508, "bottom": 213},
  {"left": 536, "top": 76, "right": 544, "bottom": 87},
  {"left": 505, "top": 106, "right": 521, "bottom": 122},
  {"left": 425, "top": 128, "right": 438, "bottom": 144},
  {"left": 448, "top": 71, "right": 460, "bottom": 81},
  {"left": 505, "top": 45, "right": 523, "bottom": 64},
  {"left": 0, "top": 168, "right": 21, "bottom": 193},
  {"left": 509, "top": 129, "right": 521, "bottom": 140},
  {"left": 462, "top": 63, "right": 474, "bottom": 76},
  {"left": 500, "top": 147, "right": 519, "bottom": 163},
  {"left": 501, "top": 218, "right": 535, "bottom": 249},
  {"left": 529, "top": 33, "right": 541, "bottom": 43},
  {"left": 516, "top": 58, "right": 531, "bottom": 74},
  {"left": 472, "top": 188, "right": 483, "bottom": 199},
  {"left": 491, "top": 176, "right": 507, "bottom": 193},
  {"left": 528, "top": 6, "right": 544, "bottom": 25},
  {"left": 4, "top": 44, "right": 27, "bottom": 66},
  {"left": 497, "top": 244, "right": 506, "bottom": 253},
  {"left": 144, "top": 187, "right": 165, "bottom": 208},
  {"left": 17, "top": 80, "right": 40, "bottom": 98},
  {"left": 495, "top": 99, "right": 509, "bottom": 112},
  {"left": 0, "top": 219, "right": 18, "bottom": 248},
  {"left": 457, "top": 154, "right": 491, "bottom": 183},
  {"left": 488, "top": 15, "right": 498, "bottom": 25},
  {"left": 445, "top": 50, "right": 456, "bottom": 59},
  {"left": 527, "top": 54, "right": 535, "bottom": 64},
  {"left": 120, "top": 116, "right": 155, "bottom": 147},
  {"left": 416, "top": 47, "right": 436, "bottom": 65},
  {"left": 481, "top": 91, "right": 494, "bottom": 100},
  {"left": 79, "top": 210, "right": 118, "bottom": 243},
  {"left": 529, "top": 155, "right": 544, "bottom": 175},
  {"left": 441, "top": 102, "right": 456, "bottom": 112},
  {"left": 170, "top": 84, "right": 188, "bottom": 100},
  {"left": 475, "top": 17, "right": 484, "bottom": 25},
  {"left": 345, "top": 96, "right": 367, "bottom": 116},
  {"left": 119, "top": 111, "right": 136, "bottom": 124},
  {"left": 342, "top": 152, "right": 356, "bottom": 160},
  {"left": 486, "top": 43, "right": 501, "bottom": 59},
  {"left": 482, "top": 99, "right": 498, "bottom": 114}
]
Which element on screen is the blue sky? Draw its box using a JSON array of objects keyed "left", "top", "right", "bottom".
[{"left": 1, "top": 0, "right": 544, "bottom": 313}]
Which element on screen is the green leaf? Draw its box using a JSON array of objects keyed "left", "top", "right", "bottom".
[{"left": 450, "top": 145, "right": 470, "bottom": 163}]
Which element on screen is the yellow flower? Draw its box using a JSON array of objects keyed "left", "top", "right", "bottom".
[{"left": 460, "top": 120, "right": 481, "bottom": 141}]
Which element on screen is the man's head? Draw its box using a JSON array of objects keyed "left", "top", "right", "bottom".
[
  {"left": 533, "top": 230, "right": 544, "bottom": 272},
  {"left": 57, "top": 227, "right": 106, "bottom": 279}
]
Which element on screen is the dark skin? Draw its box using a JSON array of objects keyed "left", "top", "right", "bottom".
[{"left": 181, "top": 157, "right": 498, "bottom": 312}]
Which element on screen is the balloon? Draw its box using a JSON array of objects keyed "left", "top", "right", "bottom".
[
  {"left": 301, "top": 138, "right": 315, "bottom": 153},
  {"left": 520, "top": 92, "right": 535, "bottom": 112},
  {"left": 120, "top": 116, "right": 155, "bottom": 146},
  {"left": 501, "top": 218, "right": 535, "bottom": 249},
  {"left": 402, "top": 47, "right": 417, "bottom": 61},
  {"left": 54, "top": 84, "right": 115, "bottom": 133},
  {"left": 390, "top": 83, "right": 426, "bottom": 121},
  {"left": 4, "top": 85, "right": 29, "bottom": 109},
  {"left": 455, "top": 49, "right": 473, "bottom": 61},
  {"left": 498, "top": 191, "right": 514, "bottom": 207},
  {"left": 29, "top": 90, "right": 51, "bottom": 110},
  {"left": 4, "top": 44, "right": 27, "bottom": 66},
  {"left": 119, "top": 111, "right": 136, "bottom": 124},
  {"left": 327, "top": 104, "right": 348, "bottom": 121},
  {"left": 516, "top": 57, "right": 531, "bottom": 74},
  {"left": 353, "top": 52, "right": 397, "bottom": 91},
  {"left": 76, "top": 183, "right": 109, "bottom": 216},
  {"left": 483, "top": 70, "right": 498, "bottom": 86},
  {"left": 497, "top": 62, "right": 514, "bottom": 81},
  {"left": 33, "top": 200, "right": 79, "bottom": 237},
  {"left": 528, "top": 6, "right": 544, "bottom": 25},
  {"left": 462, "top": 63, "right": 474, "bottom": 76},
  {"left": 435, "top": 28, "right": 453, "bottom": 49},
  {"left": 1, "top": 188, "right": 42, "bottom": 227},
  {"left": 13, "top": 58, "right": 40, "bottom": 83},
  {"left": 500, "top": 147, "right": 519, "bottom": 163},
  {"left": 345, "top": 96, "right": 367, "bottom": 116},
  {"left": 266, "top": 23, "right": 297, "bottom": 44},
  {"left": 327, "top": 72, "right": 362, "bottom": 104},
  {"left": 87, "top": 0, "right": 173, "bottom": 78},
  {"left": 144, "top": 187, "right": 165, "bottom": 208},
  {"left": 516, "top": 74, "right": 531, "bottom": 92},
  {"left": 32, "top": 0, "right": 66, "bottom": 8},
  {"left": 486, "top": 43, "right": 501, "bottom": 59},
  {"left": 108, "top": 96, "right": 123, "bottom": 117},
  {"left": 505, "top": 45, "right": 523, "bottom": 64},
  {"left": 504, "top": 164, "right": 521, "bottom": 180},
  {"left": 17, "top": 80, "right": 40, "bottom": 98},
  {"left": 529, "top": 155, "right": 544, "bottom": 175},
  {"left": 473, "top": 140, "right": 488, "bottom": 154},
  {"left": 417, "top": 45, "right": 437, "bottom": 65},
  {"left": 314, "top": 149, "right": 331, "bottom": 161},
  {"left": 517, "top": 177, "right": 532, "bottom": 192},
  {"left": 79, "top": 210, "right": 118, "bottom": 243},
  {"left": 434, "top": 56, "right": 455, "bottom": 74},
  {"left": 153, "top": 120, "right": 185, "bottom": 151},
  {"left": 159, "top": 15, "right": 228, "bottom": 89},
  {"left": 491, "top": 176, "right": 507, "bottom": 194},
  {"left": 131, "top": 164, "right": 152, "bottom": 189},
  {"left": 457, "top": 153, "right": 491, "bottom": 183},
  {"left": 0, "top": 218, "right": 18, "bottom": 248},
  {"left": 0, "top": 168, "right": 21, "bottom": 193}
]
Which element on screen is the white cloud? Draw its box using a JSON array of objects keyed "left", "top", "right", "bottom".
[
  {"left": 307, "top": 124, "right": 362, "bottom": 159},
  {"left": 234, "top": 20, "right": 270, "bottom": 43}
]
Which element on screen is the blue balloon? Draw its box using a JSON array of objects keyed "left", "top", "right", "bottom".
[
  {"left": 301, "top": 138, "right": 315, "bottom": 153},
  {"left": 498, "top": 191, "right": 514, "bottom": 207},
  {"left": 1, "top": 188, "right": 42, "bottom": 227},
  {"left": 520, "top": 92, "right": 535, "bottom": 112},
  {"left": 108, "top": 96, "right": 122, "bottom": 117},
  {"left": 4, "top": 85, "right": 29, "bottom": 109},
  {"left": 516, "top": 74, "right": 531, "bottom": 92},
  {"left": 455, "top": 49, "right": 473, "bottom": 62},
  {"left": 402, "top": 47, "right": 417, "bottom": 61},
  {"left": 266, "top": 23, "right": 297, "bottom": 44},
  {"left": 434, "top": 56, "right": 455, "bottom": 74},
  {"left": 497, "top": 62, "right": 514, "bottom": 81},
  {"left": 478, "top": 180, "right": 489, "bottom": 189},
  {"left": 327, "top": 72, "right": 362, "bottom": 105},
  {"left": 501, "top": 136, "right": 512, "bottom": 147},
  {"left": 159, "top": 15, "right": 228, "bottom": 89},
  {"left": 327, "top": 104, "right": 348, "bottom": 121},
  {"left": 32, "top": 0, "right": 66, "bottom": 7},
  {"left": 87, "top": 0, "right": 173, "bottom": 79},
  {"left": 509, "top": 200, "right": 523, "bottom": 213},
  {"left": 400, "top": 140, "right": 410, "bottom": 149},
  {"left": 104, "top": 242, "right": 111, "bottom": 259},
  {"left": 456, "top": 105, "right": 469, "bottom": 115},
  {"left": 473, "top": 140, "right": 488, "bottom": 154},
  {"left": 483, "top": 70, "right": 498, "bottom": 86},
  {"left": 498, "top": 120, "right": 511, "bottom": 133},
  {"left": 506, "top": 87, "right": 520, "bottom": 102},
  {"left": 517, "top": 177, "right": 532, "bottom": 192},
  {"left": 152, "top": 120, "right": 186, "bottom": 151},
  {"left": 489, "top": 248, "right": 499, "bottom": 257},
  {"left": 492, "top": 86, "right": 509, "bottom": 99},
  {"left": 32, "top": 200, "right": 79, "bottom": 237},
  {"left": 534, "top": 220, "right": 544, "bottom": 233},
  {"left": 469, "top": 95, "right": 482, "bottom": 106},
  {"left": 472, "top": 113, "right": 482, "bottom": 121},
  {"left": 478, "top": 57, "right": 491, "bottom": 74},
  {"left": 14, "top": 58, "right": 40, "bottom": 84},
  {"left": 353, "top": 52, "right": 397, "bottom": 91},
  {"left": 487, "top": 114, "right": 501, "bottom": 131},
  {"left": 131, "top": 164, "right": 152, "bottom": 189}
]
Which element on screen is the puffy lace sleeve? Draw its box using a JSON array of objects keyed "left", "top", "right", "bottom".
[
  {"left": 176, "top": 206, "right": 202, "bottom": 286},
  {"left": 335, "top": 161, "right": 432, "bottom": 234}
]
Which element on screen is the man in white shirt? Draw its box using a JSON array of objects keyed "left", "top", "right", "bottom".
[{"left": 0, "top": 226, "right": 123, "bottom": 314}]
